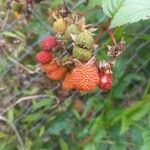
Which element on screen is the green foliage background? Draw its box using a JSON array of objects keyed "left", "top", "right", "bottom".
[{"left": 0, "top": 0, "right": 150, "bottom": 150}]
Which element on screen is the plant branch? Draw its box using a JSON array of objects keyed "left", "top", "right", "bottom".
[{"left": 0, "top": 95, "right": 49, "bottom": 115}]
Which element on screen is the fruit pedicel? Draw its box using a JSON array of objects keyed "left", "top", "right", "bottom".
[{"left": 36, "top": 6, "right": 125, "bottom": 92}]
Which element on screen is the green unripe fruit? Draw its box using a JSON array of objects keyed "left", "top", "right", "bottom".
[
  {"left": 73, "top": 46, "right": 92, "bottom": 62},
  {"left": 65, "top": 24, "right": 81, "bottom": 40},
  {"left": 75, "top": 31, "right": 94, "bottom": 49},
  {"left": 53, "top": 18, "right": 67, "bottom": 34}
]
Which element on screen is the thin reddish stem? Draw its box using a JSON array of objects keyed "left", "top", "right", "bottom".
[
  {"left": 94, "top": 19, "right": 111, "bottom": 44},
  {"left": 94, "top": 30, "right": 105, "bottom": 44},
  {"left": 107, "top": 30, "right": 117, "bottom": 46}
]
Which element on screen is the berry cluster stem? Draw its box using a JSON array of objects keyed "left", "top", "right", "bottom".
[
  {"left": 94, "top": 30, "right": 105, "bottom": 44},
  {"left": 107, "top": 30, "right": 117, "bottom": 46}
]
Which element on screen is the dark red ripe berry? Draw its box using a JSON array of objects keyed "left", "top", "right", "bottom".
[
  {"left": 36, "top": 51, "right": 53, "bottom": 64},
  {"left": 41, "top": 36, "right": 57, "bottom": 51},
  {"left": 98, "top": 70, "right": 113, "bottom": 91}
]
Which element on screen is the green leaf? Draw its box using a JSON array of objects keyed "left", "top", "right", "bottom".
[
  {"left": 120, "top": 115, "right": 132, "bottom": 133},
  {"left": 141, "top": 131, "right": 150, "bottom": 150},
  {"left": 81, "top": 96, "right": 104, "bottom": 119},
  {"left": 24, "top": 113, "right": 44, "bottom": 122},
  {"left": 130, "top": 102, "right": 150, "bottom": 122},
  {"left": 101, "top": 0, "right": 124, "bottom": 18},
  {"left": 110, "top": 0, "right": 150, "bottom": 28},
  {"left": 84, "top": 143, "right": 96, "bottom": 150},
  {"left": 98, "top": 144, "right": 109, "bottom": 150},
  {"left": 59, "top": 138, "right": 68, "bottom": 150},
  {"left": 14, "top": 31, "right": 26, "bottom": 40},
  {"left": 87, "top": 0, "right": 102, "bottom": 9},
  {"left": 50, "top": 0, "right": 71, "bottom": 7},
  {"left": 1, "top": 31, "right": 21, "bottom": 39},
  {"left": 131, "top": 127, "right": 143, "bottom": 149},
  {"left": 73, "top": 108, "right": 81, "bottom": 120},
  {"left": 93, "top": 128, "right": 106, "bottom": 143},
  {"left": 114, "top": 73, "right": 143, "bottom": 98},
  {"left": 7, "top": 108, "right": 14, "bottom": 122},
  {"left": 48, "top": 116, "right": 72, "bottom": 135},
  {"left": 133, "top": 33, "right": 150, "bottom": 41},
  {"left": 32, "top": 99, "right": 53, "bottom": 111},
  {"left": 110, "top": 143, "right": 126, "bottom": 150},
  {"left": 111, "top": 94, "right": 150, "bottom": 127},
  {"left": 38, "top": 126, "right": 45, "bottom": 137},
  {"left": 90, "top": 117, "right": 104, "bottom": 134},
  {"left": 24, "top": 138, "right": 32, "bottom": 150},
  {"left": 113, "top": 57, "right": 126, "bottom": 79}
]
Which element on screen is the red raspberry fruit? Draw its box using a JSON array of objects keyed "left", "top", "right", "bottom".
[
  {"left": 36, "top": 51, "right": 53, "bottom": 64},
  {"left": 41, "top": 36, "right": 57, "bottom": 50},
  {"left": 98, "top": 70, "right": 113, "bottom": 91}
]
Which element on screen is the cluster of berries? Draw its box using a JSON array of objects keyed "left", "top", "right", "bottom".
[
  {"left": 36, "top": 36, "right": 66, "bottom": 81},
  {"left": 36, "top": 7, "right": 124, "bottom": 92}
]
